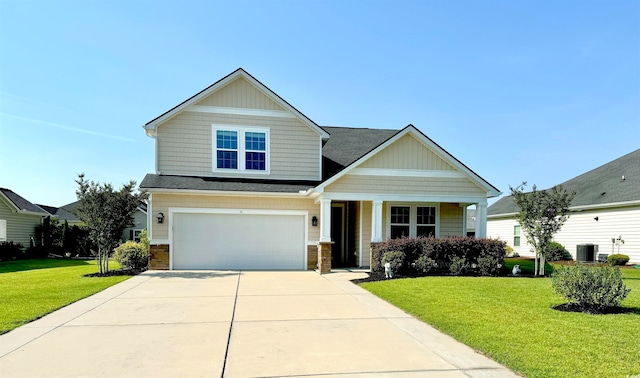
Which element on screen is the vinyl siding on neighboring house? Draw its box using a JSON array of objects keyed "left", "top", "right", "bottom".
[
  {"left": 325, "top": 175, "right": 486, "bottom": 196},
  {"left": 487, "top": 205, "right": 640, "bottom": 263},
  {"left": 359, "top": 134, "right": 457, "bottom": 170},
  {"left": 151, "top": 193, "right": 320, "bottom": 242},
  {"left": 121, "top": 209, "right": 148, "bottom": 241},
  {"left": 0, "top": 198, "right": 42, "bottom": 246}
]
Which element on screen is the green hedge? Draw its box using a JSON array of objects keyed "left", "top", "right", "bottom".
[
  {"left": 372, "top": 237, "right": 507, "bottom": 277},
  {"left": 608, "top": 254, "right": 630, "bottom": 266}
]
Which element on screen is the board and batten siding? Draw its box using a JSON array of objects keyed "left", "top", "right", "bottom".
[
  {"left": 195, "top": 76, "right": 284, "bottom": 110},
  {"left": 157, "top": 111, "right": 321, "bottom": 180},
  {"left": 325, "top": 175, "right": 486, "bottom": 196},
  {"left": 151, "top": 194, "right": 320, "bottom": 242},
  {"left": 359, "top": 134, "right": 456, "bottom": 171},
  {"left": 0, "top": 198, "right": 43, "bottom": 246},
  {"left": 487, "top": 205, "right": 640, "bottom": 263}
]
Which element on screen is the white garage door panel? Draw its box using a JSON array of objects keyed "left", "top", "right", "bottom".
[{"left": 172, "top": 213, "right": 305, "bottom": 270}]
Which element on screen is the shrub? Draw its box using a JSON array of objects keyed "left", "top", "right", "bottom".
[
  {"left": 544, "top": 242, "right": 571, "bottom": 261},
  {"left": 0, "top": 241, "right": 24, "bottom": 261},
  {"left": 113, "top": 241, "right": 148, "bottom": 270},
  {"left": 373, "top": 237, "right": 507, "bottom": 277},
  {"left": 381, "top": 250, "right": 406, "bottom": 276},
  {"left": 415, "top": 254, "right": 437, "bottom": 274},
  {"left": 608, "top": 254, "right": 630, "bottom": 266},
  {"left": 551, "top": 264, "right": 630, "bottom": 313}
]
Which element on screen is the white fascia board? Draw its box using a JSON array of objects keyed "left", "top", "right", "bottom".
[
  {"left": 316, "top": 192, "right": 489, "bottom": 204},
  {"left": 186, "top": 105, "right": 296, "bottom": 119},
  {"left": 142, "top": 187, "right": 311, "bottom": 198}
]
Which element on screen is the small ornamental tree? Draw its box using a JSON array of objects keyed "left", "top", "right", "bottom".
[
  {"left": 510, "top": 183, "right": 575, "bottom": 276},
  {"left": 75, "top": 174, "right": 148, "bottom": 274}
]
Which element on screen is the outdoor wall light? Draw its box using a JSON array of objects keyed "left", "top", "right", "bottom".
[
  {"left": 156, "top": 212, "right": 164, "bottom": 224},
  {"left": 312, "top": 216, "right": 318, "bottom": 227}
]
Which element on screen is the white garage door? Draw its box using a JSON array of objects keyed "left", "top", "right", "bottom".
[{"left": 172, "top": 212, "right": 305, "bottom": 270}]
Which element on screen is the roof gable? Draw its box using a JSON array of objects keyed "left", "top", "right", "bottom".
[
  {"left": 143, "top": 68, "right": 329, "bottom": 139},
  {"left": 488, "top": 148, "right": 640, "bottom": 216},
  {"left": 0, "top": 188, "right": 48, "bottom": 215},
  {"left": 316, "top": 125, "right": 501, "bottom": 197},
  {"left": 359, "top": 133, "right": 457, "bottom": 171}
]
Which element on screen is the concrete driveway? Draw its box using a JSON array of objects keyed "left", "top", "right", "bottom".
[{"left": 0, "top": 270, "right": 518, "bottom": 377}]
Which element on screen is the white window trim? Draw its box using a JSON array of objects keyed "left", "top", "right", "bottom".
[
  {"left": 0, "top": 219, "right": 6, "bottom": 241},
  {"left": 386, "top": 203, "right": 440, "bottom": 239},
  {"left": 212, "top": 125, "right": 270, "bottom": 174}
]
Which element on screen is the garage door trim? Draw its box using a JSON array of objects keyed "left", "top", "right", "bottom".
[{"left": 168, "top": 207, "right": 308, "bottom": 270}]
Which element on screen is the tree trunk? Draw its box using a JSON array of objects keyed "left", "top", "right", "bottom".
[
  {"left": 534, "top": 253, "right": 539, "bottom": 276},
  {"left": 539, "top": 254, "right": 546, "bottom": 276}
]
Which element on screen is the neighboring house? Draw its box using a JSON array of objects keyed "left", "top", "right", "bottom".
[
  {"left": 41, "top": 201, "right": 148, "bottom": 242},
  {"left": 140, "top": 68, "right": 501, "bottom": 271},
  {"left": 487, "top": 149, "right": 640, "bottom": 263},
  {"left": 466, "top": 208, "right": 476, "bottom": 237},
  {"left": 0, "top": 188, "right": 48, "bottom": 246}
]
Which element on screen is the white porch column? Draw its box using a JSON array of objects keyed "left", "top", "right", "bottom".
[
  {"left": 320, "top": 198, "right": 332, "bottom": 242},
  {"left": 371, "top": 200, "right": 383, "bottom": 242},
  {"left": 475, "top": 202, "right": 488, "bottom": 238}
]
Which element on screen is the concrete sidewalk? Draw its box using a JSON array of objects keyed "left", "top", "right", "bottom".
[{"left": 0, "top": 270, "right": 518, "bottom": 377}]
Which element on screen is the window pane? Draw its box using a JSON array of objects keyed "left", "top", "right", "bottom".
[
  {"left": 514, "top": 236, "right": 520, "bottom": 247},
  {"left": 217, "top": 150, "right": 237, "bottom": 169},
  {"left": 245, "top": 152, "right": 266, "bottom": 170},
  {"left": 514, "top": 225, "right": 521, "bottom": 236},
  {"left": 390, "top": 206, "right": 410, "bottom": 224},
  {"left": 417, "top": 206, "right": 435, "bottom": 225},
  {"left": 390, "top": 225, "right": 410, "bottom": 239},
  {"left": 245, "top": 132, "right": 266, "bottom": 151},
  {"left": 417, "top": 225, "right": 436, "bottom": 238},
  {"left": 216, "top": 130, "right": 237, "bottom": 149}
]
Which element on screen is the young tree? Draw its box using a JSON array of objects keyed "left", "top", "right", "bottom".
[
  {"left": 75, "top": 174, "right": 148, "bottom": 274},
  {"left": 510, "top": 183, "right": 575, "bottom": 276}
]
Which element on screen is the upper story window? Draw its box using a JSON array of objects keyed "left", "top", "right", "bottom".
[
  {"left": 388, "top": 204, "right": 438, "bottom": 239},
  {"left": 213, "top": 126, "right": 270, "bottom": 173}
]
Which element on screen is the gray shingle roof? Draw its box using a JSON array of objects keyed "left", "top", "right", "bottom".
[
  {"left": 0, "top": 188, "right": 48, "bottom": 214},
  {"left": 321, "top": 126, "right": 399, "bottom": 167},
  {"left": 141, "top": 174, "right": 319, "bottom": 193},
  {"left": 488, "top": 148, "right": 640, "bottom": 216}
]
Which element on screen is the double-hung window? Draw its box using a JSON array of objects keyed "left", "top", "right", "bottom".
[
  {"left": 213, "top": 126, "right": 269, "bottom": 173},
  {"left": 389, "top": 204, "right": 438, "bottom": 239},
  {"left": 0, "top": 219, "right": 6, "bottom": 242},
  {"left": 513, "top": 225, "right": 521, "bottom": 246}
]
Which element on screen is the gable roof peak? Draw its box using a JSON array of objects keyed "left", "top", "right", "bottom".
[{"left": 143, "top": 68, "right": 329, "bottom": 140}]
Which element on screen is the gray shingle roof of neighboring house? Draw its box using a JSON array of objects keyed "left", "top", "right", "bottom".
[
  {"left": 0, "top": 188, "right": 48, "bottom": 215},
  {"left": 37, "top": 202, "right": 82, "bottom": 223},
  {"left": 141, "top": 174, "right": 320, "bottom": 193},
  {"left": 488, "top": 148, "right": 640, "bottom": 216}
]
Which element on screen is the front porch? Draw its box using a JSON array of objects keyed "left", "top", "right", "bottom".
[{"left": 312, "top": 197, "right": 489, "bottom": 272}]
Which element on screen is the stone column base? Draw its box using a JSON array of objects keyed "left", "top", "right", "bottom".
[
  {"left": 317, "top": 241, "right": 333, "bottom": 274},
  {"left": 149, "top": 244, "right": 169, "bottom": 270}
]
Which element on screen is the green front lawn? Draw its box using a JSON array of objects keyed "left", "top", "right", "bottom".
[
  {"left": 0, "top": 259, "right": 131, "bottom": 334},
  {"left": 360, "top": 268, "right": 640, "bottom": 378}
]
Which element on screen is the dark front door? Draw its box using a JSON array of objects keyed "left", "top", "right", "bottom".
[{"left": 331, "top": 204, "right": 346, "bottom": 267}]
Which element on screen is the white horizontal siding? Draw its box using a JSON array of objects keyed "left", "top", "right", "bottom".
[{"left": 488, "top": 205, "right": 640, "bottom": 263}]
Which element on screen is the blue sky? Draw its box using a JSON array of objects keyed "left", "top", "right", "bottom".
[{"left": 1, "top": 0, "right": 638, "bottom": 207}]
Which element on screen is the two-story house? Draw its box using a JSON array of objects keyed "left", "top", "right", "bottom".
[{"left": 141, "top": 68, "right": 501, "bottom": 271}]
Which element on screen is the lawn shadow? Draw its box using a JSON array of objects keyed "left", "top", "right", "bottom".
[
  {"left": 552, "top": 303, "right": 640, "bottom": 315},
  {"left": 0, "top": 258, "right": 92, "bottom": 274}
]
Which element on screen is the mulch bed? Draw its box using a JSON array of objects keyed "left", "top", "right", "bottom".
[{"left": 84, "top": 268, "right": 146, "bottom": 277}]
